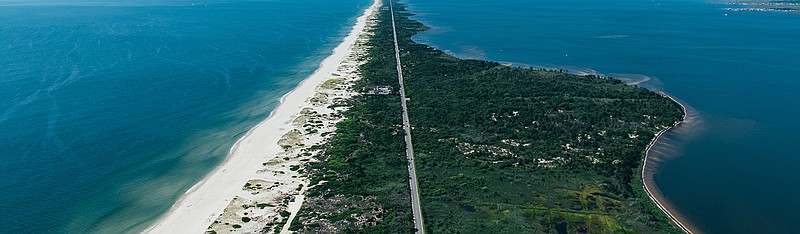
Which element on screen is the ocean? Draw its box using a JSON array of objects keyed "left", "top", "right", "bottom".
[
  {"left": 0, "top": 0, "right": 369, "bottom": 233},
  {"left": 404, "top": 0, "right": 800, "bottom": 233}
]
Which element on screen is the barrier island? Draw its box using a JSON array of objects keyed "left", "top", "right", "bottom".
[{"left": 199, "top": 0, "right": 687, "bottom": 233}]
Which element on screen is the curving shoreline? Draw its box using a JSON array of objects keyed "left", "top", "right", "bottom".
[
  {"left": 430, "top": 32, "right": 697, "bottom": 234},
  {"left": 143, "top": 1, "right": 381, "bottom": 232},
  {"left": 641, "top": 93, "right": 695, "bottom": 234}
]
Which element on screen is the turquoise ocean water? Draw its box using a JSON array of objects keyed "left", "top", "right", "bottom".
[
  {"left": 405, "top": 0, "right": 800, "bottom": 233},
  {"left": 0, "top": 0, "right": 369, "bottom": 233}
]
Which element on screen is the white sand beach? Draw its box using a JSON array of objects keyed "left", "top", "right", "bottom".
[{"left": 144, "top": 0, "right": 380, "bottom": 233}]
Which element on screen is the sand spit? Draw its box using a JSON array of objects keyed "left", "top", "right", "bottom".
[
  {"left": 144, "top": 1, "right": 380, "bottom": 233},
  {"left": 641, "top": 93, "right": 697, "bottom": 234}
]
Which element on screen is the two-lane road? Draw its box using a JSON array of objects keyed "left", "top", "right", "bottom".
[{"left": 388, "top": 1, "right": 425, "bottom": 233}]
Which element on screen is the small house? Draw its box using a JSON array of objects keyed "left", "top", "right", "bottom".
[{"left": 363, "top": 85, "right": 392, "bottom": 95}]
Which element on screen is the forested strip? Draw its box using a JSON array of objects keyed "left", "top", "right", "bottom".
[
  {"left": 291, "top": 3, "right": 414, "bottom": 233},
  {"left": 390, "top": 1, "right": 684, "bottom": 233},
  {"left": 295, "top": 0, "right": 684, "bottom": 233}
]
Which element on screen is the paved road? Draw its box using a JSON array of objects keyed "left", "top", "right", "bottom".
[{"left": 388, "top": 1, "right": 425, "bottom": 233}]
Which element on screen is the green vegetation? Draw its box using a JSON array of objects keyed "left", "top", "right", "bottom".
[
  {"left": 294, "top": 0, "right": 684, "bottom": 233},
  {"left": 390, "top": 2, "right": 684, "bottom": 233},
  {"left": 320, "top": 78, "right": 343, "bottom": 89},
  {"left": 291, "top": 1, "right": 413, "bottom": 232}
]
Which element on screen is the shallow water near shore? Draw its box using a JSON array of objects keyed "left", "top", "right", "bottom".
[
  {"left": 0, "top": 0, "right": 369, "bottom": 232},
  {"left": 405, "top": 0, "right": 800, "bottom": 232}
]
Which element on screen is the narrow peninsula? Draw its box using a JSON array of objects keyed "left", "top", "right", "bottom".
[
  {"left": 292, "top": 1, "right": 686, "bottom": 233},
  {"left": 150, "top": 0, "right": 688, "bottom": 233}
]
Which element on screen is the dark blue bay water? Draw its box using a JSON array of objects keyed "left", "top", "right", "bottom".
[
  {"left": 0, "top": 0, "right": 369, "bottom": 233},
  {"left": 405, "top": 0, "right": 800, "bottom": 233}
]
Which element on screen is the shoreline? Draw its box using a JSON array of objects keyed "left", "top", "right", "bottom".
[
  {"left": 494, "top": 59, "right": 695, "bottom": 233},
  {"left": 641, "top": 93, "right": 695, "bottom": 234},
  {"left": 143, "top": 0, "right": 381, "bottom": 233},
  {"left": 417, "top": 22, "right": 696, "bottom": 233}
]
